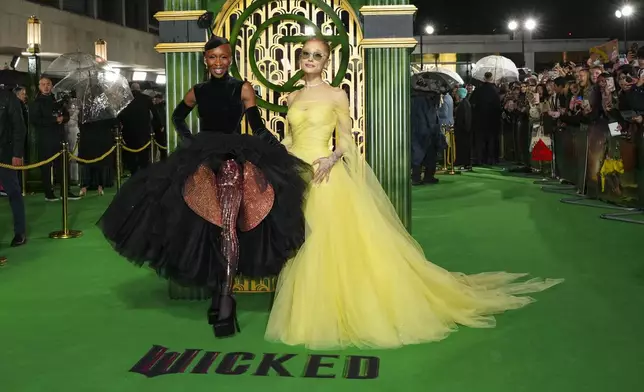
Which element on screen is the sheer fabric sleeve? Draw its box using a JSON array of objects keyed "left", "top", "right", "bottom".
[
  {"left": 331, "top": 88, "right": 420, "bottom": 249},
  {"left": 332, "top": 88, "right": 362, "bottom": 177}
]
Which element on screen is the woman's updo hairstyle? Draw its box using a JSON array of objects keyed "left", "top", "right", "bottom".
[{"left": 204, "top": 35, "right": 230, "bottom": 53}]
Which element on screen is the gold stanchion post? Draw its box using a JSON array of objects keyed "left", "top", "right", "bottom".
[
  {"left": 149, "top": 132, "right": 155, "bottom": 164},
  {"left": 21, "top": 170, "right": 26, "bottom": 196},
  {"left": 439, "top": 125, "right": 460, "bottom": 176},
  {"left": 441, "top": 125, "right": 449, "bottom": 172},
  {"left": 448, "top": 125, "right": 458, "bottom": 175},
  {"left": 115, "top": 127, "right": 123, "bottom": 191},
  {"left": 49, "top": 141, "right": 82, "bottom": 239}
]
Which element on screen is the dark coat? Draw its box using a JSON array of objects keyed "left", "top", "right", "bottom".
[
  {"left": 29, "top": 93, "right": 69, "bottom": 158},
  {"left": 469, "top": 82, "right": 502, "bottom": 135},
  {"left": 411, "top": 92, "right": 442, "bottom": 166},
  {"left": 0, "top": 88, "right": 27, "bottom": 163},
  {"left": 117, "top": 91, "right": 162, "bottom": 148}
]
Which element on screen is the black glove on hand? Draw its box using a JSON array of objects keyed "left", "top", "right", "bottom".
[
  {"left": 172, "top": 101, "right": 195, "bottom": 141},
  {"left": 246, "top": 106, "right": 282, "bottom": 147}
]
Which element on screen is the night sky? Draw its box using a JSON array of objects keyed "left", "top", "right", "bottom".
[{"left": 412, "top": 0, "right": 642, "bottom": 40}]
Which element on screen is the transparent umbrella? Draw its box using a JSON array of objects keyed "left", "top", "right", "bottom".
[
  {"left": 472, "top": 55, "right": 519, "bottom": 83},
  {"left": 45, "top": 52, "right": 112, "bottom": 77},
  {"left": 53, "top": 68, "right": 133, "bottom": 124}
]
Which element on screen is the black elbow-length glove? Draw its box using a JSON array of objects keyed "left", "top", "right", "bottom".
[
  {"left": 172, "top": 101, "right": 195, "bottom": 144},
  {"left": 246, "top": 106, "right": 281, "bottom": 147}
]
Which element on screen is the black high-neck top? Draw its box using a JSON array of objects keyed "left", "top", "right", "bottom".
[{"left": 193, "top": 74, "right": 245, "bottom": 133}]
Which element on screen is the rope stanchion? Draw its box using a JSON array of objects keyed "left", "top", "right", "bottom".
[
  {"left": 118, "top": 135, "right": 151, "bottom": 192},
  {"left": 0, "top": 152, "right": 62, "bottom": 170},
  {"left": 115, "top": 129, "right": 123, "bottom": 192},
  {"left": 439, "top": 125, "right": 460, "bottom": 176},
  {"left": 121, "top": 141, "right": 151, "bottom": 153},
  {"left": 153, "top": 139, "right": 168, "bottom": 150},
  {"left": 49, "top": 141, "right": 82, "bottom": 240},
  {"left": 0, "top": 153, "right": 63, "bottom": 198},
  {"left": 69, "top": 146, "right": 115, "bottom": 164},
  {"left": 149, "top": 132, "right": 156, "bottom": 164}
]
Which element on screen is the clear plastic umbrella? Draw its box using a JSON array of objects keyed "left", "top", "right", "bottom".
[
  {"left": 53, "top": 68, "right": 133, "bottom": 124},
  {"left": 45, "top": 52, "right": 112, "bottom": 77},
  {"left": 419, "top": 66, "right": 465, "bottom": 85},
  {"left": 472, "top": 55, "right": 519, "bottom": 83}
]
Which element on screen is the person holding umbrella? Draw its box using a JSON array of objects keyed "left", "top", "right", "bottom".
[
  {"left": 411, "top": 74, "right": 444, "bottom": 185},
  {"left": 469, "top": 72, "right": 503, "bottom": 165}
]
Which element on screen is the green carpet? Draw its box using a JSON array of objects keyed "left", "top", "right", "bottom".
[{"left": 1, "top": 168, "right": 642, "bottom": 391}]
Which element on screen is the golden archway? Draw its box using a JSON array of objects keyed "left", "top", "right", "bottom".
[{"left": 213, "top": 0, "right": 365, "bottom": 155}]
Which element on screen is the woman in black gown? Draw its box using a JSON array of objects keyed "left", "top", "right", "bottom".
[{"left": 97, "top": 36, "right": 311, "bottom": 338}]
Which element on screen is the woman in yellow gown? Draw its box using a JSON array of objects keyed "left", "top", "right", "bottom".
[{"left": 264, "top": 38, "right": 563, "bottom": 350}]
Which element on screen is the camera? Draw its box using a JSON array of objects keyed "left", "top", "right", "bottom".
[{"left": 55, "top": 91, "right": 71, "bottom": 106}]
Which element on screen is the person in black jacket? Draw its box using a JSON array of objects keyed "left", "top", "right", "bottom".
[
  {"left": 0, "top": 86, "right": 27, "bottom": 247},
  {"left": 117, "top": 83, "right": 162, "bottom": 174},
  {"left": 410, "top": 75, "right": 442, "bottom": 185},
  {"left": 29, "top": 77, "right": 80, "bottom": 201},
  {"left": 13, "top": 86, "right": 29, "bottom": 190},
  {"left": 454, "top": 87, "right": 472, "bottom": 167},
  {"left": 469, "top": 72, "right": 502, "bottom": 165}
]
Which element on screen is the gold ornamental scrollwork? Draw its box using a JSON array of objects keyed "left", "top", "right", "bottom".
[{"left": 213, "top": 0, "right": 365, "bottom": 156}]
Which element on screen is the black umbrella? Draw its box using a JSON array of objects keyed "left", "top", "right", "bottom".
[
  {"left": 0, "top": 69, "right": 26, "bottom": 88},
  {"left": 412, "top": 73, "right": 442, "bottom": 94},
  {"left": 417, "top": 71, "right": 460, "bottom": 90}
]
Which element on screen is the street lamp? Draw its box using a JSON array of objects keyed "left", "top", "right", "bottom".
[
  {"left": 26, "top": 15, "right": 42, "bottom": 97},
  {"left": 420, "top": 25, "right": 435, "bottom": 68},
  {"left": 622, "top": 5, "right": 634, "bottom": 16},
  {"left": 26, "top": 15, "right": 43, "bottom": 189},
  {"left": 95, "top": 39, "right": 107, "bottom": 61},
  {"left": 508, "top": 18, "right": 537, "bottom": 67},
  {"left": 524, "top": 18, "right": 537, "bottom": 30},
  {"left": 27, "top": 15, "right": 41, "bottom": 54},
  {"left": 615, "top": 5, "right": 635, "bottom": 52}
]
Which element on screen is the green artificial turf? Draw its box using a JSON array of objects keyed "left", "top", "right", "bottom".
[{"left": 1, "top": 168, "right": 642, "bottom": 391}]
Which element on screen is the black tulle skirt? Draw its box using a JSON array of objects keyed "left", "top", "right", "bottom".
[{"left": 96, "top": 131, "right": 312, "bottom": 289}]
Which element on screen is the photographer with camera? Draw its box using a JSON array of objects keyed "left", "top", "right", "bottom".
[{"left": 29, "top": 77, "right": 80, "bottom": 202}]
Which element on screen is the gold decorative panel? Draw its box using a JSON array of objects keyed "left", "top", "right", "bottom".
[{"left": 213, "top": 0, "right": 365, "bottom": 156}]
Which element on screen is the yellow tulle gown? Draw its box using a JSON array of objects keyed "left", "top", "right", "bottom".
[{"left": 264, "top": 88, "right": 563, "bottom": 350}]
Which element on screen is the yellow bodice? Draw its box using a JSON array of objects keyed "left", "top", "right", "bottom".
[{"left": 286, "top": 100, "right": 338, "bottom": 162}]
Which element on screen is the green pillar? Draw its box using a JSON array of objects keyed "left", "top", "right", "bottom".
[
  {"left": 360, "top": 1, "right": 417, "bottom": 231},
  {"left": 157, "top": 1, "right": 207, "bottom": 153}
]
